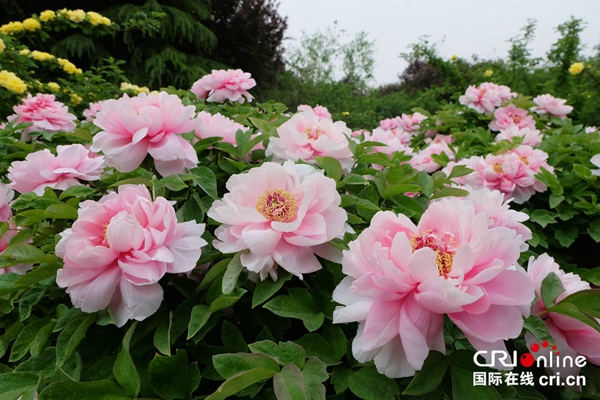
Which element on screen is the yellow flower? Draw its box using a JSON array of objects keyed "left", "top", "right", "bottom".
[
  {"left": 342, "top": 111, "right": 350, "bottom": 116},
  {"left": 133, "top": 85, "right": 149, "bottom": 94},
  {"left": 57, "top": 58, "right": 79, "bottom": 74},
  {"left": 19, "top": 48, "right": 31, "bottom": 55},
  {"left": 0, "top": 38, "right": 5, "bottom": 53},
  {"left": 450, "top": 54, "right": 457, "bottom": 61},
  {"left": 22, "top": 18, "right": 41, "bottom": 31},
  {"left": 47, "top": 82, "right": 60, "bottom": 92},
  {"left": 31, "top": 50, "right": 54, "bottom": 61},
  {"left": 69, "top": 93, "right": 83, "bottom": 105},
  {"left": 120, "top": 82, "right": 135, "bottom": 91},
  {"left": 87, "top": 11, "right": 104, "bottom": 26},
  {"left": 66, "top": 9, "right": 86, "bottom": 23},
  {"left": 39, "top": 10, "right": 56, "bottom": 22},
  {"left": 569, "top": 62, "right": 584, "bottom": 75},
  {"left": 100, "top": 17, "right": 112, "bottom": 26},
  {"left": 484, "top": 69, "right": 494, "bottom": 77},
  {"left": 0, "top": 21, "right": 24, "bottom": 35},
  {"left": 0, "top": 70, "right": 28, "bottom": 94}
]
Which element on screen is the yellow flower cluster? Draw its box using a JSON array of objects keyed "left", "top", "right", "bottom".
[
  {"left": 39, "top": 10, "right": 56, "bottom": 22},
  {"left": 47, "top": 82, "right": 60, "bottom": 92},
  {"left": 0, "top": 70, "right": 28, "bottom": 94},
  {"left": 57, "top": 58, "right": 83, "bottom": 75},
  {"left": 31, "top": 50, "right": 54, "bottom": 61},
  {"left": 69, "top": 93, "right": 83, "bottom": 105},
  {"left": 22, "top": 18, "right": 41, "bottom": 32},
  {"left": 569, "top": 62, "right": 584, "bottom": 75},
  {"left": 65, "top": 9, "right": 86, "bottom": 23},
  {"left": 0, "top": 21, "right": 24, "bottom": 35},
  {"left": 87, "top": 11, "right": 111, "bottom": 26},
  {"left": 450, "top": 54, "right": 457, "bottom": 61},
  {"left": 0, "top": 38, "right": 5, "bottom": 53},
  {"left": 484, "top": 69, "right": 494, "bottom": 77},
  {"left": 120, "top": 82, "right": 150, "bottom": 94}
]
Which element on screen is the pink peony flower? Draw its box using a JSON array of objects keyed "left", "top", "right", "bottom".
[
  {"left": 92, "top": 92, "right": 199, "bottom": 176},
  {"left": 0, "top": 227, "right": 33, "bottom": 275},
  {"left": 191, "top": 69, "right": 256, "bottom": 104},
  {"left": 531, "top": 94, "right": 573, "bottom": 119},
  {"left": 207, "top": 161, "right": 347, "bottom": 281},
  {"left": 525, "top": 254, "right": 600, "bottom": 376},
  {"left": 495, "top": 126, "right": 543, "bottom": 146},
  {"left": 333, "top": 197, "right": 534, "bottom": 378},
  {"left": 83, "top": 101, "right": 105, "bottom": 121},
  {"left": 446, "top": 146, "right": 552, "bottom": 203},
  {"left": 297, "top": 104, "right": 332, "bottom": 119},
  {"left": 195, "top": 111, "right": 249, "bottom": 145},
  {"left": 364, "top": 128, "right": 415, "bottom": 157},
  {"left": 56, "top": 184, "right": 206, "bottom": 327},
  {"left": 8, "top": 144, "right": 104, "bottom": 195},
  {"left": 7, "top": 93, "right": 76, "bottom": 140},
  {"left": 409, "top": 134, "right": 455, "bottom": 173},
  {"left": 0, "top": 183, "right": 14, "bottom": 222},
  {"left": 489, "top": 104, "right": 536, "bottom": 132},
  {"left": 459, "top": 82, "right": 516, "bottom": 115},
  {"left": 585, "top": 126, "right": 598, "bottom": 133},
  {"left": 266, "top": 110, "right": 355, "bottom": 173}
]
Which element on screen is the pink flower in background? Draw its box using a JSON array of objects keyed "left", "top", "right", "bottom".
[
  {"left": 8, "top": 144, "right": 104, "bottom": 195},
  {"left": 591, "top": 154, "right": 600, "bottom": 176},
  {"left": 409, "top": 134, "right": 455, "bottom": 173},
  {"left": 459, "top": 82, "right": 516, "bottom": 114},
  {"left": 266, "top": 110, "right": 354, "bottom": 173},
  {"left": 297, "top": 104, "right": 331, "bottom": 119},
  {"left": 92, "top": 92, "right": 199, "bottom": 176},
  {"left": 7, "top": 93, "right": 76, "bottom": 140},
  {"left": 83, "top": 101, "right": 105, "bottom": 121},
  {"left": 364, "top": 128, "right": 415, "bottom": 157},
  {"left": 379, "top": 117, "right": 402, "bottom": 131},
  {"left": 0, "top": 227, "right": 33, "bottom": 275},
  {"left": 489, "top": 104, "right": 536, "bottom": 131},
  {"left": 208, "top": 161, "right": 347, "bottom": 281},
  {"left": 585, "top": 126, "right": 598, "bottom": 133},
  {"left": 56, "top": 185, "right": 206, "bottom": 327},
  {"left": 195, "top": 111, "right": 249, "bottom": 145},
  {"left": 191, "top": 69, "right": 256, "bottom": 104},
  {"left": 526, "top": 254, "right": 600, "bottom": 376},
  {"left": 0, "top": 183, "right": 14, "bottom": 221},
  {"left": 398, "top": 112, "right": 427, "bottom": 133},
  {"left": 495, "top": 126, "right": 543, "bottom": 146},
  {"left": 531, "top": 94, "right": 573, "bottom": 119},
  {"left": 333, "top": 197, "right": 533, "bottom": 378}
]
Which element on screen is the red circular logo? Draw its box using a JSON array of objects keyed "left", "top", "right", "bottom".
[{"left": 520, "top": 353, "right": 535, "bottom": 368}]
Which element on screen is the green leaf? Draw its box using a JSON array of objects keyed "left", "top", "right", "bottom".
[
  {"left": 547, "top": 302, "right": 600, "bottom": 333},
  {"left": 381, "top": 184, "right": 422, "bottom": 199},
  {"left": 213, "top": 353, "right": 280, "bottom": 379},
  {"left": 588, "top": 219, "right": 600, "bottom": 242},
  {"left": 19, "top": 287, "right": 47, "bottom": 321},
  {"left": 45, "top": 204, "right": 79, "bottom": 220},
  {"left": 540, "top": 272, "right": 566, "bottom": 309},
  {"left": 529, "top": 209, "right": 557, "bottom": 228},
  {"left": 0, "top": 244, "right": 54, "bottom": 267},
  {"left": 205, "top": 367, "right": 277, "bottom": 400},
  {"left": 348, "top": 366, "right": 400, "bottom": 400},
  {"left": 549, "top": 194, "right": 565, "bottom": 209},
  {"left": 221, "top": 321, "right": 248, "bottom": 353},
  {"left": 0, "top": 372, "right": 39, "bottom": 400},
  {"left": 301, "top": 357, "right": 328, "bottom": 400},
  {"left": 264, "top": 289, "right": 324, "bottom": 332},
  {"left": 523, "top": 315, "right": 556, "bottom": 347},
  {"left": 430, "top": 187, "right": 469, "bottom": 200},
  {"left": 153, "top": 312, "right": 172, "bottom": 356},
  {"left": 448, "top": 165, "right": 473, "bottom": 179},
  {"left": 113, "top": 323, "right": 140, "bottom": 397},
  {"left": 147, "top": 350, "right": 201, "bottom": 400},
  {"left": 316, "top": 156, "right": 343, "bottom": 181},
  {"left": 322, "top": 327, "right": 347, "bottom": 362},
  {"left": 0, "top": 273, "right": 20, "bottom": 296},
  {"left": 449, "top": 362, "right": 503, "bottom": 400},
  {"left": 209, "top": 287, "right": 247, "bottom": 312},
  {"left": 273, "top": 364, "right": 308, "bottom": 400},
  {"left": 331, "top": 366, "right": 350, "bottom": 394},
  {"left": 252, "top": 271, "right": 292, "bottom": 308},
  {"left": 555, "top": 226, "right": 578, "bottom": 247},
  {"left": 187, "top": 305, "right": 212, "bottom": 340},
  {"left": 192, "top": 166, "right": 219, "bottom": 199},
  {"left": 198, "top": 258, "right": 231, "bottom": 291},
  {"left": 222, "top": 253, "right": 244, "bottom": 295},
  {"left": 248, "top": 341, "right": 306, "bottom": 369},
  {"left": 14, "top": 262, "right": 60, "bottom": 287},
  {"left": 418, "top": 171, "right": 435, "bottom": 198},
  {"left": 341, "top": 174, "right": 368, "bottom": 185},
  {"left": 10, "top": 318, "right": 49, "bottom": 362},
  {"left": 180, "top": 193, "right": 204, "bottom": 224},
  {"left": 154, "top": 175, "right": 188, "bottom": 191},
  {"left": 58, "top": 185, "right": 97, "bottom": 200},
  {"left": 558, "top": 289, "right": 600, "bottom": 319},
  {"left": 40, "top": 379, "right": 133, "bottom": 400},
  {"left": 403, "top": 351, "right": 447, "bottom": 395},
  {"left": 55, "top": 314, "right": 95, "bottom": 367},
  {"left": 294, "top": 334, "right": 340, "bottom": 366}
]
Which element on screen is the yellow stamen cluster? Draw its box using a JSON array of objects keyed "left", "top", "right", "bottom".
[
  {"left": 492, "top": 161, "right": 504, "bottom": 174},
  {"left": 256, "top": 188, "right": 297, "bottom": 223},
  {"left": 409, "top": 229, "right": 457, "bottom": 279},
  {"left": 303, "top": 126, "right": 326, "bottom": 140},
  {"left": 0, "top": 70, "right": 28, "bottom": 94}
]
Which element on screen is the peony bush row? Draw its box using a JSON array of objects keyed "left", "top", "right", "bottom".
[{"left": 0, "top": 47, "right": 600, "bottom": 400}]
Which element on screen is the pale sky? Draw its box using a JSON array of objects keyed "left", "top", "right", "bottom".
[{"left": 276, "top": 0, "right": 600, "bottom": 86}]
